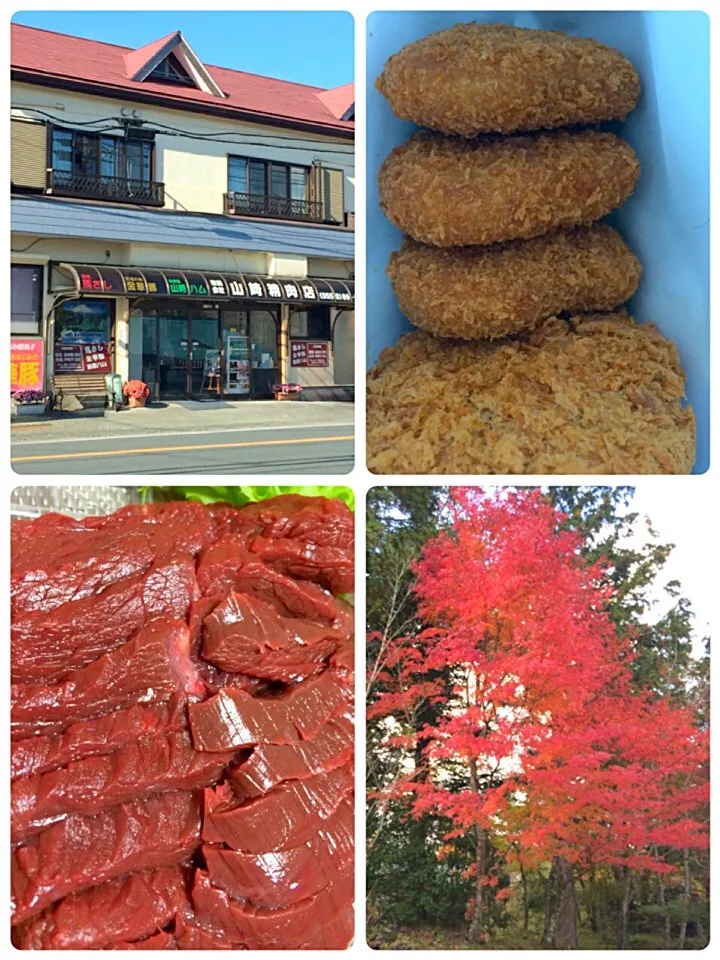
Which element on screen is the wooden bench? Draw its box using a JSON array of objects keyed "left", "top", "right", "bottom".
[{"left": 50, "top": 373, "right": 108, "bottom": 410}]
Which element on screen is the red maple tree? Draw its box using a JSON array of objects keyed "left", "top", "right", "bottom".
[{"left": 369, "top": 488, "right": 709, "bottom": 946}]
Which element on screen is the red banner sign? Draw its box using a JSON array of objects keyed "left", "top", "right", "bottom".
[
  {"left": 55, "top": 342, "right": 112, "bottom": 374},
  {"left": 290, "top": 339, "right": 330, "bottom": 368},
  {"left": 11, "top": 339, "right": 45, "bottom": 392}
]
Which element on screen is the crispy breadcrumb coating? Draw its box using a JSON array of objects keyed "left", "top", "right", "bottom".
[
  {"left": 387, "top": 225, "right": 642, "bottom": 340},
  {"left": 379, "top": 129, "right": 640, "bottom": 247},
  {"left": 376, "top": 22, "right": 641, "bottom": 136},
  {"left": 366, "top": 313, "right": 695, "bottom": 475}
]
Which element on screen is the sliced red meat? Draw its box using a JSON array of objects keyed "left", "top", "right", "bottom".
[
  {"left": 14, "top": 865, "right": 189, "bottom": 949},
  {"left": 12, "top": 731, "right": 234, "bottom": 841},
  {"left": 11, "top": 697, "right": 187, "bottom": 781},
  {"left": 11, "top": 791, "right": 202, "bottom": 925},
  {"left": 196, "top": 539, "right": 253, "bottom": 600},
  {"left": 229, "top": 716, "right": 353, "bottom": 797},
  {"left": 204, "top": 798, "right": 353, "bottom": 908},
  {"left": 242, "top": 495, "right": 354, "bottom": 550},
  {"left": 190, "top": 868, "right": 353, "bottom": 949},
  {"left": 189, "top": 673, "right": 350, "bottom": 752},
  {"left": 300, "top": 906, "right": 354, "bottom": 949},
  {"left": 106, "top": 930, "right": 176, "bottom": 950},
  {"left": 201, "top": 591, "right": 340, "bottom": 682},
  {"left": 174, "top": 913, "right": 235, "bottom": 950},
  {"left": 207, "top": 503, "right": 265, "bottom": 539},
  {"left": 202, "top": 764, "right": 353, "bottom": 852},
  {"left": 249, "top": 537, "right": 354, "bottom": 596},
  {"left": 11, "top": 502, "right": 214, "bottom": 617},
  {"left": 12, "top": 558, "right": 199, "bottom": 683},
  {"left": 11, "top": 620, "right": 202, "bottom": 738},
  {"left": 188, "top": 594, "right": 223, "bottom": 646}
]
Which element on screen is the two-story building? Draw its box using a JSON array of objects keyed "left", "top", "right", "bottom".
[{"left": 11, "top": 24, "right": 354, "bottom": 404}]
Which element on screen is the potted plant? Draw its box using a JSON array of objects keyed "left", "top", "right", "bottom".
[
  {"left": 122, "top": 379, "right": 150, "bottom": 408},
  {"left": 12, "top": 388, "right": 47, "bottom": 417},
  {"left": 272, "top": 383, "right": 303, "bottom": 402}
]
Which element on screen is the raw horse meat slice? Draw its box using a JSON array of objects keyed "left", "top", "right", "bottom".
[
  {"left": 106, "top": 930, "right": 176, "bottom": 950},
  {"left": 208, "top": 503, "right": 265, "bottom": 539},
  {"left": 174, "top": 913, "right": 235, "bottom": 950},
  {"left": 249, "top": 537, "right": 354, "bottom": 596},
  {"left": 11, "top": 698, "right": 187, "bottom": 781},
  {"left": 14, "top": 865, "right": 189, "bottom": 950},
  {"left": 11, "top": 791, "right": 202, "bottom": 925},
  {"left": 190, "top": 868, "right": 353, "bottom": 949},
  {"left": 12, "top": 558, "right": 199, "bottom": 683},
  {"left": 11, "top": 502, "right": 214, "bottom": 616},
  {"left": 12, "top": 731, "right": 234, "bottom": 841},
  {"left": 201, "top": 591, "right": 340, "bottom": 681},
  {"left": 11, "top": 620, "right": 202, "bottom": 738},
  {"left": 255, "top": 494, "right": 354, "bottom": 550},
  {"left": 300, "top": 905, "right": 354, "bottom": 949},
  {"left": 196, "top": 540, "right": 253, "bottom": 600},
  {"left": 204, "top": 799, "right": 353, "bottom": 908},
  {"left": 202, "top": 764, "right": 353, "bottom": 852},
  {"left": 229, "top": 716, "right": 354, "bottom": 797},
  {"left": 189, "top": 673, "right": 349, "bottom": 751}
]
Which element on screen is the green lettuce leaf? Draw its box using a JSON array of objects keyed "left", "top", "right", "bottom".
[{"left": 142, "top": 485, "right": 354, "bottom": 511}]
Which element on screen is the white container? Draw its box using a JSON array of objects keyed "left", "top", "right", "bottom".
[
  {"left": 366, "top": 10, "right": 710, "bottom": 473},
  {"left": 14, "top": 402, "right": 46, "bottom": 418}
]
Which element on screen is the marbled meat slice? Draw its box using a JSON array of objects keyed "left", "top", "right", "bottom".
[
  {"left": 189, "top": 673, "right": 350, "bottom": 751},
  {"left": 11, "top": 697, "right": 187, "bottom": 781},
  {"left": 11, "top": 619, "right": 202, "bottom": 739},
  {"left": 202, "top": 764, "right": 353, "bottom": 852},
  {"left": 201, "top": 591, "right": 340, "bottom": 681},
  {"left": 11, "top": 557, "right": 199, "bottom": 683},
  {"left": 12, "top": 731, "right": 234, "bottom": 841},
  {"left": 204, "top": 798, "right": 353, "bottom": 908},
  {"left": 13, "top": 865, "right": 189, "bottom": 950},
  {"left": 229, "top": 716, "right": 353, "bottom": 797},
  {"left": 11, "top": 790, "right": 202, "bottom": 925},
  {"left": 190, "top": 868, "right": 353, "bottom": 949}
]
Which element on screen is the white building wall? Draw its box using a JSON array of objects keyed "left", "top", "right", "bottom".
[{"left": 11, "top": 82, "right": 355, "bottom": 215}]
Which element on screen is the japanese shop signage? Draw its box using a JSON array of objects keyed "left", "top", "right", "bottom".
[
  {"left": 55, "top": 342, "right": 111, "bottom": 374},
  {"left": 291, "top": 339, "right": 330, "bottom": 368},
  {"left": 11, "top": 339, "right": 44, "bottom": 392},
  {"left": 56, "top": 263, "right": 355, "bottom": 306}
]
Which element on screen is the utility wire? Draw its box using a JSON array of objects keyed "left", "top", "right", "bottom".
[{"left": 12, "top": 107, "right": 354, "bottom": 157}]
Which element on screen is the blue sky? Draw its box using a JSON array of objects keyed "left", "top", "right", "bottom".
[{"left": 12, "top": 10, "right": 354, "bottom": 89}]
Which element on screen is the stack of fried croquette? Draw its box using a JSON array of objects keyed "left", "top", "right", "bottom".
[{"left": 367, "top": 22, "right": 696, "bottom": 475}]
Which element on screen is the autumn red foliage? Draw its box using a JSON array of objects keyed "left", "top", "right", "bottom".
[{"left": 368, "top": 488, "right": 709, "bottom": 941}]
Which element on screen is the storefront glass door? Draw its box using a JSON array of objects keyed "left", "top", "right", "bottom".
[
  {"left": 250, "top": 309, "right": 279, "bottom": 397},
  {"left": 189, "top": 308, "right": 221, "bottom": 398},
  {"left": 157, "top": 309, "right": 189, "bottom": 398}
]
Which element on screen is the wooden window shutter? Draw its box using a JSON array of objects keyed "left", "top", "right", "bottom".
[
  {"left": 11, "top": 119, "right": 48, "bottom": 190},
  {"left": 321, "top": 168, "right": 344, "bottom": 223},
  {"left": 309, "top": 161, "right": 323, "bottom": 203}
]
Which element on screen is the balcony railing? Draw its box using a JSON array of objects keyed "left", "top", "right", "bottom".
[
  {"left": 48, "top": 170, "right": 165, "bottom": 207},
  {"left": 224, "top": 191, "right": 331, "bottom": 223}
]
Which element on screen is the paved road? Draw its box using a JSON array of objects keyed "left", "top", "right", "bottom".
[{"left": 11, "top": 424, "right": 354, "bottom": 475}]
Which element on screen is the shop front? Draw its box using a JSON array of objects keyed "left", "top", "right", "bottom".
[{"left": 49, "top": 263, "right": 354, "bottom": 401}]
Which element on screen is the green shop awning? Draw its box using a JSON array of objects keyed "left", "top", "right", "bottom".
[{"left": 49, "top": 262, "right": 354, "bottom": 307}]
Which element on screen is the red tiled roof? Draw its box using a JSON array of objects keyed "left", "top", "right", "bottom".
[
  {"left": 124, "top": 31, "right": 179, "bottom": 80},
  {"left": 11, "top": 23, "right": 354, "bottom": 135},
  {"left": 316, "top": 82, "right": 354, "bottom": 120}
]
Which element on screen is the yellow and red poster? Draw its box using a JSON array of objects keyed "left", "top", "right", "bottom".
[{"left": 11, "top": 339, "right": 44, "bottom": 392}]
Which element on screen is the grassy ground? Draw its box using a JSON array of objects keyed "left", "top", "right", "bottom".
[{"left": 367, "top": 923, "right": 692, "bottom": 951}]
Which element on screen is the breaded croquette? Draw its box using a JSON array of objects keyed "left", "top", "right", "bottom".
[
  {"left": 376, "top": 22, "right": 640, "bottom": 136},
  {"left": 366, "top": 312, "right": 695, "bottom": 475},
  {"left": 387, "top": 225, "right": 642, "bottom": 340},
  {"left": 379, "top": 129, "right": 640, "bottom": 247}
]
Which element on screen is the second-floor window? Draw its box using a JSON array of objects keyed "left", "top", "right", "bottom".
[
  {"left": 51, "top": 129, "right": 153, "bottom": 184},
  {"left": 228, "top": 157, "right": 309, "bottom": 201}
]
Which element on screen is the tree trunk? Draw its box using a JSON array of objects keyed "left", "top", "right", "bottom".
[
  {"left": 589, "top": 868, "right": 599, "bottom": 934},
  {"left": 654, "top": 847, "right": 671, "bottom": 949},
  {"left": 677, "top": 848, "right": 691, "bottom": 949},
  {"left": 617, "top": 867, "right": 633, "bottom": 950},
  {"left": 467, "top": 757, "right": 488, "bottom": 944},
  {"left": 519, "top": 859, "right": 530, "bottom": 933},
  {"left": 543, "top": 856, "right": 578, "bottom": 949}
]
